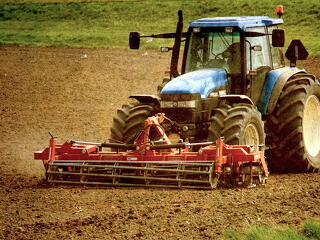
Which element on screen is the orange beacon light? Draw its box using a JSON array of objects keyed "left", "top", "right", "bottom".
[{"left": 276, "top": 5, "right": 284, "bottom": 18}]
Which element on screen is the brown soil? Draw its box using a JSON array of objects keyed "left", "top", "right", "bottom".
[{"left": 0, "top": 45, "right": 319, "bottom": 239}]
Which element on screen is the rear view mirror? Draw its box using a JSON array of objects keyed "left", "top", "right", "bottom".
[
  {"left": 272, "top": 29, "right": 285, "bottom": 47},
  {"left": 160, "top": 47, "right": 172, "bottom": 52},
  {"left": 129, "top": 32, "right": 140, "bottom": 49}
]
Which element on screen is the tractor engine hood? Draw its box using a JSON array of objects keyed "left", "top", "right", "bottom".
[{"left": 160, "top": 69, "right": 228, "bottom": 99}]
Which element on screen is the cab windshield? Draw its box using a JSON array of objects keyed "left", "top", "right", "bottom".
[{"left": 185, "top": 30, "right": 241, "bottom": 73}]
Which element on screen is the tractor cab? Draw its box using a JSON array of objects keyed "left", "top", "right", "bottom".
[
  {"left": 129, "top": 14, "right": 286, "bottom": 103},
  {"left": 179, "top": 17, "right": 285, "bottom": 99}
]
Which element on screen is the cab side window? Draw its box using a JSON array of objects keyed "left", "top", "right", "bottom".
[{"left": 245, "top": 27, "right": 271, "bottom": 72}]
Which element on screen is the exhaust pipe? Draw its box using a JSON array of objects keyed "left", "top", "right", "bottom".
[{"left": 170, "top": 10, "right": 183, "bottom": 79}]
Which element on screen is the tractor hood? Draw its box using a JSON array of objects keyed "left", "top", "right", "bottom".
[{"left": 160, "top": 69, "right": 228, "bottom": 99}]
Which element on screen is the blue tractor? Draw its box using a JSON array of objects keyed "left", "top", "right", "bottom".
[{"left": 111, "top": 10, "right": 320, "bottom": 173}]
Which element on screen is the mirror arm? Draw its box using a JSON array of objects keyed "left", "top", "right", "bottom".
[{"left": 140, "top": 32, "right": 187, "bottom": 39}]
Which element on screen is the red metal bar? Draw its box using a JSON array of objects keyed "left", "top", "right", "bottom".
[
  {"left": 49, "top": 137, "right": 56, "bottom": 162},
  {"left": 215, "top": 138, "right": 223, "bottom": 174},
  {"left": 135, "top": 113, "right": 174, "bottom": 152}
]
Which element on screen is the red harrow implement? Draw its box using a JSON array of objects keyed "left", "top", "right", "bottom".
[{"left": 35, "top": 114, "right": 269, "bottom": 189}]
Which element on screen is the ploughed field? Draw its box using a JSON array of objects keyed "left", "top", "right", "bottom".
[{"left": 0, "top": 46, "right": 319, "bottom": 239}]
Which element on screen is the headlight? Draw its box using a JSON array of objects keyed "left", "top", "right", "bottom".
[
  {"left": 161, "top": 100, "right": 196, "bottom": 108},
  {"left": 161, "top": 101, "right": 175, "bottom": 108}
]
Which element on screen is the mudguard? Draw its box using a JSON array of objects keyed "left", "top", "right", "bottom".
[
  {"left": 219, "top": 94, "right": 254, "bottom": 105},
  {"left": 129, "top": 94, "right": 161, "bottom": 106},
  {"left": 258, "top": 67, "right": 305, "bottom": 115},
  {"left": 160, "top": 69, "right": 228, "bottom": 99}
]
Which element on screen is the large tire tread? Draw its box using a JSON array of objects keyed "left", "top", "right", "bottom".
[
  {"left": 110, "top": 104, "right": 132, "bottom": 142},
  {"left": 123, "top": 104, "right": 158, "bottom": 143},
  {"left": 221, "top": 105, "right": 264, "bottom": 146},
  {"left": 266, "top": 73, "right": 320, "bottom": 173},
  {"left": 208, "top": 105, "right": 229, "bottom": 141},
  {"left": 209, "top": 104, "right": 265, "bottom": 148},
  {"left": 110, "top": 103, "right": 158, "bottom": 146}
]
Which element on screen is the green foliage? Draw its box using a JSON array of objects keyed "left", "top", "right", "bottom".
[
  {"left": 222, "top": 230, "right": 246, "bottom": 240},
  {"left": 221, "top": 220, "right": 320, "bottom": 240},
  {"left": 222, "top": 226, "right": 308, "bottom": 240},
  {"left": 304, "top": 220, "right": 320, "bottom": 239},
  {"left": 0, "top": 0, "right": 319, "bottom": 55}
]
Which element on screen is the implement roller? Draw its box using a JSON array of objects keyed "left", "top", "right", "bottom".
[{"left": 34, "top": 113, "right": 268, "bottom": 189}]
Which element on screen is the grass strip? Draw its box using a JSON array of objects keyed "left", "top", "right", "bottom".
[{"left": 0, "top": 0, "right": 319, "bottom": 55}]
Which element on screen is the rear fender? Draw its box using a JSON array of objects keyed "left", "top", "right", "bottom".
[
  {"left": 129, "top": 94, "right": 161, "bottom": 106},
  {"left": 258, "top": 67, "right": 305, "bottom": 115}
]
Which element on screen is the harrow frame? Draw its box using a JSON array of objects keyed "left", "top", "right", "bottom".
[{"left": 34, "top": 114, "right": 269, "bottom": 189}]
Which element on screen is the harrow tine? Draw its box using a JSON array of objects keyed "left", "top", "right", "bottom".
[
  {"left": 47, "top": 179, "right": 215, "bottom": 190},
  {"left": 112, "top": 162, "right": 118, "bottom": 185},
  {"left": 49, "top": 163, "right": 213, "bottom": 174},
  {"left": 46, "top": 160, "right": 216, "bottom": 189},
  {"left": 47, "top": 168, "right": 212, "bottom": 183}
]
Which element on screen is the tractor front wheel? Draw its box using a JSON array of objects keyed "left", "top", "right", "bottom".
[
  {"left": 209, "top": 104, "right": 265, "bottom": 151},
  {"left": 208, "top": 104, "right": 229, "bottom": 141},
  {"left": 222, "top": 104, "right": 265, "bottom": 151},
  {"left": 110, "top": 104, "right": 133, "bottom": 143},
  {"left": 110, "top": 103, "right": 159, "bottom": 144}
]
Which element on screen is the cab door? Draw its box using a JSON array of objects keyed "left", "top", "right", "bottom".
[{"left": 245, "top": 26, "right": 272, "bottom": 104}]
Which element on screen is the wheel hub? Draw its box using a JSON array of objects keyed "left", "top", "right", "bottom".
[
  {"left": 167, "top": 133, "right": 182, "bottom": 144},
  {"left": 303, "top": 95, "right": 320, "bottom": 157},
  {"left": 243, "top": 123, "right": 260, "bottom": 151}
]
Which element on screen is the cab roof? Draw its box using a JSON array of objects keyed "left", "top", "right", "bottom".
[{"left": 189, "top": 16, "right": 283, "bottom": 30}]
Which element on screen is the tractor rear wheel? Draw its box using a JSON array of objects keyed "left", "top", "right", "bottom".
[
  {"left": 209, "top": 104, "right": 265, "bottom": 151},
  {"left": 110, "top": 103, "right": 159, "bottom": 144},
  {"left": 266, "top": 74, "right": 320, "bottom": 173}
]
